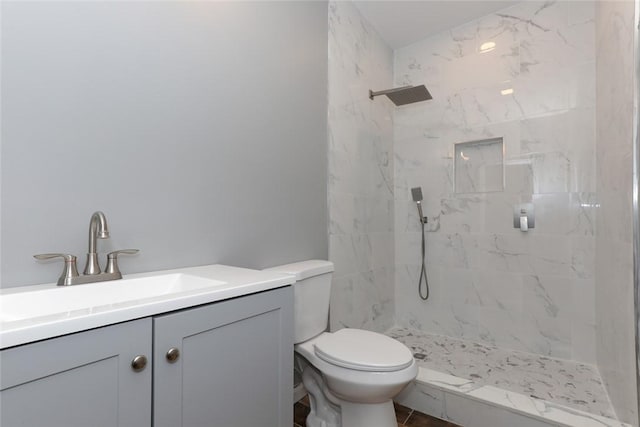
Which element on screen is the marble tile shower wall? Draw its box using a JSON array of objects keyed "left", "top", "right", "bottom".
[
  {"left": 327, "top": 1, "right": 395, "bottom": 333},
  {"left": 595, "top": 0, "right": 637, "bottom": 423},
  {"left": 393, "top": 1, "right": 597, "bottom": 362}
]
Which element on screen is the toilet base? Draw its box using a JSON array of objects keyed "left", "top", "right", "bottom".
[
  {"left": 340, "top": 400, "right": 396, "bottom": 427},
  {"left": 302, "top": 364, "right": 397, "bottom": 427}
]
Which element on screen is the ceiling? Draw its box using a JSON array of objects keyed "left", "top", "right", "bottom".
[{"left": 353, "top": 1, "right": 521, "bottom": 49}]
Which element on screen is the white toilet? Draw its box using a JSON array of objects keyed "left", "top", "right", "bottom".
[{"left": 265, "top": 260, "right": 417, "bottom": 427}]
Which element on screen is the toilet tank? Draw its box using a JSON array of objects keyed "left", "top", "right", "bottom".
[{"left": 264, "top": 260, "right": 334, "bottom": 344}]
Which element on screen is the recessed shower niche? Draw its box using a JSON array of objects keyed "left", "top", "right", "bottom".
[{"left": 453, "top": 137, "right": 504, "bottom": 194}]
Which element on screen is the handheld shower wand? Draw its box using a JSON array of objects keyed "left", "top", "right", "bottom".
[
  {"left": 411, "top": 187, "right": 427, "bottom": 224},
  {"left": 411, "top": 187, "right": 430, "bottom": 300}
]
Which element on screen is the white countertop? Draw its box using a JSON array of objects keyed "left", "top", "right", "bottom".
[{"left": 0, "top": 264, "right": 295, "bottom": 349}]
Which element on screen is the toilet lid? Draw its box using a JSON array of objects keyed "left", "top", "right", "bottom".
[{"left": 313, "top": 329, "right": 414, "bottom": 372}]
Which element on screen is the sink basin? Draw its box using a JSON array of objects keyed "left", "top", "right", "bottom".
[
  {"left": 0, "top": 264, "right": 295, "bottom": 350},
  {"left": 0, "top": 273, "right": 225, "bottom": 323}
]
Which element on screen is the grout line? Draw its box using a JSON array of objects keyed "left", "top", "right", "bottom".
[{"left": 401, "top": 408, "right": 414, "bottom": 425}]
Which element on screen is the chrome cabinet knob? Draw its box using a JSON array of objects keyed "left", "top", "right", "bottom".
[
  {"left": 166, "top": 347, "right": 180, "bottom": 363},
  {"left": 131, "top": 355, "right": 148, "bottom": 372}
]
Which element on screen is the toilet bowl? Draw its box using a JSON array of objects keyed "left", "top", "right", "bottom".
[
  {"left": 297, "top": 330, "right": 417, "bottom": 403},
  {"left": 265, "top": 260, "right": 417, "bottom": 427}
]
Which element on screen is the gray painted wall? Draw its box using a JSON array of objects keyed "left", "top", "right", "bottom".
[{"left": 1, "top": 1, "right": 328, "bottom": 287}]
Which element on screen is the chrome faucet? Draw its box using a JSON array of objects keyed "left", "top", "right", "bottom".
[
  {"left": 84, "top": 211, "right": 110, "bottom": 275},
  {"left": 34, "top": 211, "right": 139, "bottom": 286}
]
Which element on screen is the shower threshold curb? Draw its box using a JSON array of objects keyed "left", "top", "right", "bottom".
[{"left": 397, "top": 366, "right": 631, "bottom": 427}]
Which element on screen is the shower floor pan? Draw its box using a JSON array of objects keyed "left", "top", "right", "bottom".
[{"left": 387, "top": 327, "right": 630, "bottom": 427}]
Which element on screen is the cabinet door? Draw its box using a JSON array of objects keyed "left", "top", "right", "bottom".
[
  {"left": 0, "top": 318, "right": 152, "bottom": 427},
  {"left": 153, "top": 286, "right": 293, "bottom": 427}
]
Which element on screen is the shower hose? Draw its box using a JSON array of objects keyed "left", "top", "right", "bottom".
[{"left": 419, "top": 218, "right": 430, "bottom": 300}]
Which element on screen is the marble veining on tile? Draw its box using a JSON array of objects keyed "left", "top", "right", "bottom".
[
  {"left": 387, "top": 327, "right": 615, "bottom": 419},
  {"left": 328, "top": 0, "right": 395, "bottom": 334},
  {"left": 393, "top": 0, "right": 598, "bottom": 366},
  {"left": 594, "top": 0, "right": 638, "bottom": 424}
]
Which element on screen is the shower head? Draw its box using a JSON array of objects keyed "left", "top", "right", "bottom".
[
  {"left": 411, "top": 187, "right": 423, "bottom": 202},
  {"left": 369, "top": 85, "right": 432, "bottom": 106}
]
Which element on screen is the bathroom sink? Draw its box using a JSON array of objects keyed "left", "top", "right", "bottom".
[
  {"left": 0, "top": 273, "right": 225, "bottom": 323},
  {"left": 0, "top": 264, "right": 295, "bottom": 349}
]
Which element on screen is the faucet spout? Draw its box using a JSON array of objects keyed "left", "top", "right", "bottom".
[{"left": 84, "top": 211, "right": 110, "bottom": 275}]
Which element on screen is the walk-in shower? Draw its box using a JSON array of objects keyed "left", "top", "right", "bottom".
[{"left": 329, "top": 0, "right": 640, "bottom": 425}]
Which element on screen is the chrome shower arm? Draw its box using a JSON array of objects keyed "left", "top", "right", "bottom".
[{"left": 369, "top": 86, "right": 413, "bottom": 100}]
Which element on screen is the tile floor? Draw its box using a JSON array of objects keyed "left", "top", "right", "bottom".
[
  {"left": 293, "top": 397, "right": 461, "bottom": 427},
  {"left": 387, "top": 327, "right": 614, "bottom": 418}
]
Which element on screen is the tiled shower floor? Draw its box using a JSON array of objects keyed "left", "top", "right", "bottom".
[{"left": 387, "top": 327, "right": 615, "bottom": 419}]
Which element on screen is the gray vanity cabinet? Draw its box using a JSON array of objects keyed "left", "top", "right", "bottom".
[
  {"left": 153, "top": 286, "right": 294, "bottom": 427},
  {"left": 0, "top": 318, "right": 153, "bottom": 427},
  {"left": 0, "top": 285, "right": 293, "bottom": 427}
]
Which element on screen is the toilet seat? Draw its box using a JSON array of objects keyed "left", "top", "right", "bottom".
[
  {"left": 313, "top": 329, "right": 414, "bottom": 372},
  {"left": 296, "top": 331, "right": 418, "bottom": 404}
]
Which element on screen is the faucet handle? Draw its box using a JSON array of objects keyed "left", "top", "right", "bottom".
[
  {"left": 33, "top": 253, "right": 80, "bottom": 286},
  {"left": 105, "top": 249, "right": 140, "bottom": 276}
]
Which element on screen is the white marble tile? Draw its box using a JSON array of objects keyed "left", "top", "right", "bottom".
[
  {"left": 520, "top": 313, "right": 572, "bottom": 358},
  {"left": 329, "top": 234, "right": 361, "bottom": 277},
  {"left": 531, "top": 193, "right": 572, "bottom": 235},
  {"left": 439, "top": 268, "right": 481, "bottom": 307},
  {"left": 474, "top": 269, "right": 524, "bottom": 312},
  {"left": 571, "top": 236, "right": 595, "bottom": 280},
  {"left": 330, "top": 267, "right": 394, "bottom": 333},
  {"left": 522, "top": 274, "right": 572, "bottom": 321},
  {"left": 394, "top": 263, "right": 442, "bottom": 302},
  {"left": 370, "top": 232, "right": 394, "bottom": 270},
  {"left": 328, "top": 149, "right": 362, "bottom": 196},
  {"left": 436, "top": 41, "right": 520, "bottom": 96},
  {"left": 467, "top": 386, "right": 630, "bottom": 427},
  {"left": 569, "top": 193, "right": 596, "bottom": 236},
  {"left": 396, "top": 381, "right": 447, "bottom": 421},
  {"left": 437, "top": 195, "right": 488, "bottom": 233},
  {"left": 472, "top": 233, "right": 526, "bottom": 272},
  {"left": 328, "top": 0, "right": 395, "bottom": 333},
  {"left": 530, "top": 151, "right": 571, "bottom": 194},
  {"left": 401, "top": 376, "right": 630, "bottom": 427},
  {"left": 502, "top": 1, "right": 569, "bottom": 43},
  {"left": 392, "top": 0, "right": 598, "bottom": 390},
  {"left": 328, "top": 191, "right": 355, "bottom": 236},
  {"left": 417, "top": 367, "right": 479, "bottom": 394},
  {"left": 475, "top": 8, "right": 520, "bottom": 51},
  {"left": 329, "top": 274, "right": 359, "bottom": 330},
  {"left": 569, "top": 1, "right": 595, "bottom": 26},
  {"left": 366, "top": 197, "right": 394, "bottom": 233},
  {"left": 571, "top": 318, "right": 596, "bottom": 364},
  {"left": 503, "top": 157, "right": 535, "bottom": 194},
  {"left": 387, "top": 327, "right": 616, "bottom": 419},
  {"left": 569, "top": 61, "right": 596, "bottom": 110},
  {"left": 445, "top": 392, "right": 554, "bottom": 427},
  {"left": 527, "top": 235, "right": 574, "bottom": 276},
  {"left": 467, "top": 386, "right": 545, "bottom": 419},
  {"left": 475, "top": 305, "right": 526, "bottom": 351},
  {"left": 595, "top": 0, "right": 637, "bottom": 422},
  {"left": 597, "top": 190, "right": 633, "bottom": 244},
  {"left": 519, "top": 111, "right": 571, "bottom": 155},
  {"left": 536, "top": 401, "right": 631, "bottom": 427}
]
